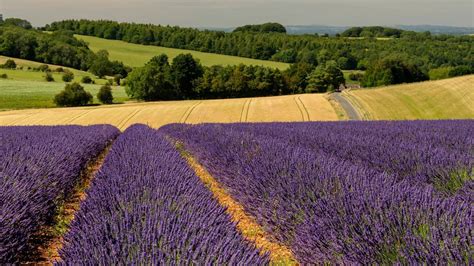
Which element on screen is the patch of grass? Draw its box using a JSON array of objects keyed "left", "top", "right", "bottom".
[
  {"left": 433, "top": 168, "right": 473, "bottom": 195},
  {"left": 76, "top": 35, "right": 290, "bottom": 70},
  {"left": 0, "top": 55, "right": 106, "bottom": 84},
  {"left": 0, "top": 79, "right": 129, "bottom": 110},
  {"left": 346, "top": 75, "right": 474, "bottom": 120}
]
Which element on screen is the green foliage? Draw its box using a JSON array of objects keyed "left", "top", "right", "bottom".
[
  {"left": 0, "top": 73, "right": 7, "bottom": 79},
  {"left": 283, "top": 62, "right": 316, "bottom": 93},
  {"left": 97, "top": 84, "right": 114, "bottom": 104},
  {"left": 361, "top": 58, "right": 428, "bottom": 87},
  {"left": 81, "top": 75, "right": 93, "bottom": 84},
  {"left": 54, "top": 82, "right": 93, "bottom": 107},
  {"left": 2, "top": 18, "right": 33, "bottom": 29},
  {"left": 62, "top": 70, "right": 74, "bottom": 82},
  {"left": 45, "top": 72, "right": 54, "bottom": 82},
  {"left": 1, "top": 59, "right": 16, "bottom": 69},
  {"left": 307, "top": 61, "right": 345, "bottom": 93},
  {"left": 342, "top": 26, "right": 405, "bottom": 38},
  {"left": 432, "top": 169, "right": 473, "bottom": 195},
  {"left": 126, "top": 54, "right": 177, "bottom": 101},
  {"left": 171, "top": 54, "right": 204, "bottom": 98},
  {"left": 37, "top": 64, "right": 50, "bottom": 72},
  {"left": 234, "top": 23, "right": 287, "bottom": 33},
  {"left": 46, "top": 19, "right": 473, "bottom": 73},
  {"left": 113, "top": 74, "right": 123, "bottom": 86},
  {"left": 127, "top": 54, "right": 288, "bottom": 101},
  {"left": 429, "top": 67, "right": 452, "bottom": 80},
  {"left": 448, "top": 65, "right": 473, "bottom": 77},
  {"left": 348, "top": 72, "right": 364, "bottom": 81}
]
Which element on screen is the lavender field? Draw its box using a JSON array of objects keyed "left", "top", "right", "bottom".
[
  {"left": 163, "top": 120, "right": 473, "bottom": 264},
  {"left": 0, "top": 125, "right": 119, "bottom": 262},
  {"left": 0, "top": 121, "right": 472, "bottom": 264}
]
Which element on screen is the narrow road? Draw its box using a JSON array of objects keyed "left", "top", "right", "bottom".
[{"left": 331, "top": 93, "right": 361, "bottom": 121}]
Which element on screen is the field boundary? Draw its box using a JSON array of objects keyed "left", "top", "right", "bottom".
[
  {"left": 24, "top": 140, "right": 116, "bottom": 264},
  {"left": 172, "top": 140, "right": 298, "bottom": 265},
  {"left": 342, "top": 91, "right": 372, "bottom": 120}
]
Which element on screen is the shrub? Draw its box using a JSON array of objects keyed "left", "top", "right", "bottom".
[
  {"left": 38, "top": 64, "right": 50, "bottom": 72},
  {"left": 2, "top": 59, "right": 16, "bottom": 69},
  {"left": 97, "top": 85, "right": 114, "bottom": 104},
  {"left": 56, "top": 67, "right": 64, "bottom": 73},
  {"left": 62, "top": 71, "right": 75, "bottom": 82},
  {"left": 54, "top": 83, "right": 93, "bottom": 107},
  {"left": 81, "top": 76, "right": 93, "bottom": 84},
  {"left": 114, "top": 74, "right": 123, "bottom": 86},
  {"left": 448, "top": 65, "right": 473, "bottom": 77},
  {"left": 45, "top": 72, "right": 55, "bottom": 82},
  {"left": 348, "top": 72, "right": 364, "bottom": 81},
  {"left": 0, "top": 74, "right": 8, "bottom": 79}
]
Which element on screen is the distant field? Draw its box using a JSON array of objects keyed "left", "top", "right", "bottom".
[
  {"left": 0, "top": 56, "right": 106, "bottom": 84},
  {"left": 76, "top": 35, "right": 290, "bottom": 69},
  {"left": 0, "top": 79, "right": 128, "bottom": 110},
  {"left": 0, "top": 94, "right": 338, "bottom": 130},
  {"left": 344, "top": 75, "right": 474, "bottom": 120}
]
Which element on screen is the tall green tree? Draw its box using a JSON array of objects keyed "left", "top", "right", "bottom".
[
  {"left": 306, "top": 61, "right": 345, "bottom": 93},
  {"left": 171, "top": 54, "right": 204, "bottom": 99},
  {"left": 126, "top": 54, "right": 177, "bottom": 101}
]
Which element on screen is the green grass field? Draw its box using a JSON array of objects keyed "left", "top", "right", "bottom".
[
  {"left": 0, "top": 56, "right": 107, "bottom": 84},
  {"left": 76, "top": 35, "right": 290, "bottom": 69},
  {"left": 344, "top": 75, "right": 474, "bottom": 120},
  {"left": 0, "top": 79, "right": 128, "bottom": 110}
]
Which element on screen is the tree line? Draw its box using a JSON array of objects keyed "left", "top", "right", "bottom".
[
  {"left": 126, "top": 53, "right": 347, "bottom": 101},
  {"left": 0, "top": 23, "right": 129, "bottom": 77},
  {"left": 45, "top": 19, "right": 473, "bottom": 73}
]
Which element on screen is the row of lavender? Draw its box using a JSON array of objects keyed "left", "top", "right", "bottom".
[
  {"left": 58, "top": 125, "right": 268, "bottom": 264},
  {"left": 0, "top": 125, "right": 119, "bottom": 263},
  {"left": 162, "top": 120, "right": 473, "bottom": 264}
]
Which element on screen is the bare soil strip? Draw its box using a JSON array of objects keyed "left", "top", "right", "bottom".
[
  {"left": 173, "top": 141, "right": 298, "bottom": 265},
  {"left": 22, "top": 141, "right": 115, "bottom": 264},
  {"left": 240, "top": 99, "right": 251, "bottom": 122}
]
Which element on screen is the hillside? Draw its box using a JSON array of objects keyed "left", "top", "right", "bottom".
[
  {"left": 0, "top": 56, "right": 107, "bottom": 84},
  {"left": 343, "top": 75, "right": 474, "bottom": 120},
  {"left": 0, "top": 94, "right": 338, "bottom": 130},
  {"left": 76, "top": 35, "right": 290, "bottom": 69},
  {"left": 0, "top": 79, "right": 128, "bottom": 110}
]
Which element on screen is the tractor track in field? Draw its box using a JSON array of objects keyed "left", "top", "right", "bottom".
[
  {"left": 117, "top": 108, "right": 142, "bottom": 130},
  {"left": 240, "top": 99, "right": 252, "bottom": 122},
  {"left": 173, "top": 140, "right": 298, "bottom": 265},
  {"left": 23, "top": 140, "right": 116, "bottom": 265},
  {"left": 180, "top": 101, "right": 202, "bottom": 123},
  {"left": 295, "top": 96, "right": 310, "bottom": 121}
]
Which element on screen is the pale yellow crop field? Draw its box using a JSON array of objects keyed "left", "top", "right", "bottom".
[
  {"left": 344, "top": 75, "right": 474, "bottom": 120},
  {"left": 0, "top": 94, "right": 339, "bottom": 130}
]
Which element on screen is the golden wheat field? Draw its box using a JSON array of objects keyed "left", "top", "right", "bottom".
[
  {"left": 0, "top": 94, "right": 339, "bottom": 130},
  {"left": 344, "top": 75, "right": 474, "bottom": 120}
]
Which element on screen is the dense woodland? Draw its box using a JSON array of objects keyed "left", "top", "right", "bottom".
[
  {"left": 46, "top": 20, "right": 473, "bottom": 73},
  {"left": 0, "top": 22, "right": 129, "bottom": 76}
]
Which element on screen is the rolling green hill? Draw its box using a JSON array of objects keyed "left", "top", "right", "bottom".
[{"left": 76, "top": 35, "right": 290, "bottom": 69}]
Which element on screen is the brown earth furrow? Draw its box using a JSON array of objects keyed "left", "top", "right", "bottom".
[
  {"left": 23, "top": 141, "right": 116, "bottom": 265},
  {"left": 173, "top": 141, "right": 298, "bottom": 265}
]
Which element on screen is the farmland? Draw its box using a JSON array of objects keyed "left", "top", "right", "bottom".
[
  {"left": 1, "top": 120, "right": 472, "bottom": 264},
  {"left": 344, "top": 75, "right": 474, "bottom": 120},
  {"left": 76, "top": 35, "right": 290, "bottom": 69},
  {"left": 0, "top": 94, "right": 339, "bottom": 129},
  {"left": 0, "top": 79, "right": 128, "bottom": 110},
  {"left": 0, "top": 56, "right": 106, "bottom": 84}
]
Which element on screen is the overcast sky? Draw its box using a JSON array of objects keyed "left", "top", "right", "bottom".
[{"left": 1, "top": 0, "right": 473, "bottom": 28}]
